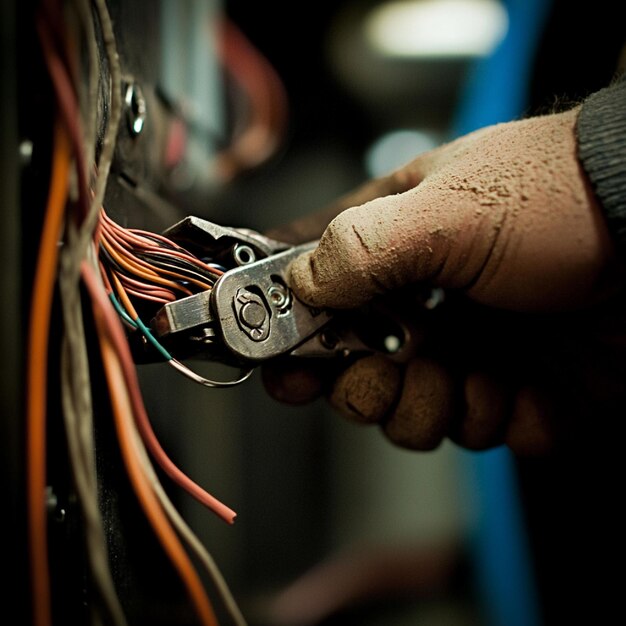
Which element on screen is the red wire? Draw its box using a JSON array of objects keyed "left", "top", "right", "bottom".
[
  {"left": 36, "top": 13, "right": 90, "bottom": 222},
  {"left": 215, "top": 16, "right": 290, "bottom": 179},
  {"left": 81, "top": 261, "right": 237, "bottom": 524}
]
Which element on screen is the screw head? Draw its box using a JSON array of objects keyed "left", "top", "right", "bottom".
[
  {"left": 240, "top": 301, "right": 266, "bottom": 329},
  {"left": 124, "top": 82, "right": 147, "bottom": 136}
]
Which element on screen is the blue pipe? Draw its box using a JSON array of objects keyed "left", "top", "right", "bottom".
[{"left": 450, "top": 2, "right": 552, "bottom": 625}]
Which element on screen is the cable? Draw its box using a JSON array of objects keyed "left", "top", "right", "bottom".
[
  {"left": 36, "top": 11, "right": 90, "bottom": 221},
  {"left": 96, "top": 324, "right": 221, "bottom": 626},
  {"left": 82, "top": 262, "right": 238, "bottom": 524},
  {"left": 169, "top": 359, "right": 254, "bottom": 389},
  {"left": 60, "top": 321, "right": 128, "bottom": 626},
  {"left": 115, "top": 370, "right": 247, "bottom": 626},
  {"left": 34, "top": 5, "right": 250, "bottom": 625},
  {"left": 88, "top": 0, "right": 123, "bottom": 230},
  {"left": 39, "top": 2, "right": 130, "bottom": 623},
  {"left": 59, "top": 226, "right": 129, "bottom": 626},
  {"left": 85, "top": 259, "right": 243, "bottom": 624},
  {"left": 74, "top": 0, "right": 100, "bottom": 184},
  {"left": 26, "top": 120, "right": 71, "bottom": 626},
  {"left": 33, "top": 3, "right": 128, "bottom": 623},
  {"left": 215, "top": 17, "right": 290, "bottom": 181},
  {"left": 98, "top": 208, "right": 221, "bottom": 300},
  {"left": 98, "top": 214, "right": 255, "bottom": 389},
  {"left": 146, "top": 456, "right": 248, "bottom": 626}
]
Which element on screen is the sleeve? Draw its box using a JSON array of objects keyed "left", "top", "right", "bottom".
[{"left": 576, "top": 72, "right": 626, "bottom": 251}]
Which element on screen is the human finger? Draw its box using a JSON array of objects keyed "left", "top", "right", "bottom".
[
  {"left": 289, "top": 108, "right": 618, "bottom": 312},
  {"left": 381, "top": 357, "right": 456, "bottom": 451},
  {"left": 327, "top": 354, "right": 402, "bottom": 424},
  {"left": 260, "top": 358, "right": 331, "bottom": 405}
]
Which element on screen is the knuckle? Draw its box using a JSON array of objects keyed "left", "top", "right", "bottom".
[{"left": 383, "top": 358, "right": 454, "bottom": 450}]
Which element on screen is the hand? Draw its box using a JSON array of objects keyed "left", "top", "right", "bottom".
[{"left": 262, "top": 106, "right": 626, "bottom": 455}]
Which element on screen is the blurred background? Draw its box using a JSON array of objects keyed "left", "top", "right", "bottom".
[
  {"left": 4, "top": 0, "right": 625, "bottom": 625},
  {"left": 126, "top": 0, "right": 510, "bottom": 623},
  {"left": 128, "top": 1, "right": 624, "bottom": 624}
]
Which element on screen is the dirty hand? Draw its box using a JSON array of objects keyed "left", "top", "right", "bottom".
[{"left": 262, "top": 106, "right": 626, "bottom": 455}]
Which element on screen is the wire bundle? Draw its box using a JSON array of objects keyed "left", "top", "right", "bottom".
[
  {"left": 27, "top": 1, "right": 252, "bottom": 625},
  {"left": 97, "top": 208, "right": 223, "bottom": 306},
  {"left": 96, "top": 214, "right": 242, "bottom": 525},
  {"left": 96, "top": 207, "right": 254, "bottom": 387}
]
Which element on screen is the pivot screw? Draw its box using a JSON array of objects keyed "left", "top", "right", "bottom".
[
  {"left": 240, "top": 301, "right": 266, "bottom": 329},
  {"left": 234, "top": 289, "right": 270, "bottom": 342}
]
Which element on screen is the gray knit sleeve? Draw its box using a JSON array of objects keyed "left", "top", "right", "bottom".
[{"left": 577, "top": 73, "right": 626, "bottom": 250}]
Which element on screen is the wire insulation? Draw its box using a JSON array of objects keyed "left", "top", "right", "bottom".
[
  {"left": 82, "top": 262, "right": 237, "bottom": 524},
  {"left": 26, "top": 120, "right": 71, "bottom": 626},
  {"left": 96, "top": 325, "right": 221, "bottom": 626},
  {"left": 31, "top": 4, "right": 255, "bottom": 625}
]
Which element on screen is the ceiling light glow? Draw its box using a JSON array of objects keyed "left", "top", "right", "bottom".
[
  {"left": 365, "top": 129, "right": 441, "bottom": 177},
  {"left": 366, "top": 0, "right": 509, "bottom": 58}
]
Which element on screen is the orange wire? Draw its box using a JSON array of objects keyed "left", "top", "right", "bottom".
[
  {"left": 100, "top": 236, "right": 194, "bottom": 296},
  {"left": 26, "top": 120, "right": 71, "bottom": 626},
  {"left": 111, "top": 272, "right": 140, "bottom": 319},
  {"left": 83, "top": 263, "right": 237, "bottom": 524},
  {"left": 96, "top": 329, "right": 220, "bottom": 626},
  {"left": 100, "top": 230, "right": 162, "bottom": 279},
  {"left": 111, "top": 270, "right": 175, "bottom": 312},
  {"left": 123, "top": 230, "right": 224, "bottom": 277},
  {"left": 100, "top": 228, "right": 210, "bottom": 295},
  {"left": 98, "top": 259, "right": 114, "bottom": 293},
  {"left": 121, "top": 284, "right": 177, "bottom": 304},
  {"left": 105, "top": 233, "right": 215, "bottom": 292},
  {"left": 100, "top": 210, "right": 222, "bottom": 282}
]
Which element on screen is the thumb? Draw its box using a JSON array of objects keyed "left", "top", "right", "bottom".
[
  {"left": 290, "top": 107, "right": 616, "bottom": 311},
  {"left": 288, "top": 181, "right": 474, "bottom": 309}
]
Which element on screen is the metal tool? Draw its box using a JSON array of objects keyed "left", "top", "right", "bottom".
[{"left": 147, "top": 216, "right": 419, "bottom": 368}]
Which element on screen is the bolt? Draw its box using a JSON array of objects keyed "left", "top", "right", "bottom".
[
  {"left": 384, "top": 334, "right": 402, "bottom": 353},
  {"left": 233, "top": 244, "right": 256, "bottom": 266},
  {"left": 124, "top": 81, "right": 147, "bottom": 137},
  {"left": 234, "top": 288, "right": 270, "bottom": 342},
  {"left": 268, "top": 285, "right": 289, "bottom": 310},
  {"left": 240, "top": 301, "right": 266, "bottom": 329}
]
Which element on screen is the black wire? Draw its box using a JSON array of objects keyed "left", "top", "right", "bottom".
[
  {"left": 98, "top": 244, "right": 125, "bottom": 276},
  {"left": 135, "top": 253, "right": 218, "bottom": 289}
]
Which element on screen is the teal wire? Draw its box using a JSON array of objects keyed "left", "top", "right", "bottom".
[
  {"left": 108, "top": 293, "right": 137, "bottom": 328},
  {"left": 134, "top": 315, "right": 173, "bottom": 361},
  {"left": 107, "top": 292, "right": 172, "bottom": 361}
]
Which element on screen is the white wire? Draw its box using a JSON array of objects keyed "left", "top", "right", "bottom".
[{"left": 169, "top": 359, "right": 254, "bottom": 388}]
